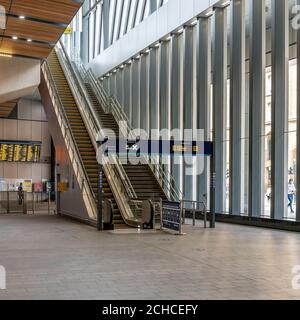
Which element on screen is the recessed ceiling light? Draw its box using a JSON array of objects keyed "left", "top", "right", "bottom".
[
  {"left": 12, "top": 36, "right": 18, "bottom": 40},
  {"left": 27, "top": 39, "right": 32, "bottom": 42},
  {"left": 0, "top": 53, "right": 12, "bottom": 58},
  {"left": 19, "top": 15, "right": 25, "bottom": 19}
]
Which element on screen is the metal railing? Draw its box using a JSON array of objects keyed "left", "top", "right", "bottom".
[
  {"left": 41, "top": 61, "right": 98, "bottom": 221},
  {"left": 55, "top": 43, "right": 142, "bottom": 228},
  {"left": 70, "top": 50, "right": 184, "bottom": 203},
  {"left": 0, "top": 191, "right": 55, "bottom": 215},
  {"left": 181, "top": 199, "right": 214, "bottom": 229}
]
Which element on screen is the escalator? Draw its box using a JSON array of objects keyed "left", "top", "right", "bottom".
[
  {"left": 47, "top": 51, "right": 126, "bottom": 228},
  {"left": 85, "top": 83, "right": 167, "bottom": 202}
]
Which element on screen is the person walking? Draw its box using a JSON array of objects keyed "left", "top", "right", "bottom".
[
  {"left": 18, "top": 183, "right": 24, "bottom": 206},
  {"left": 288, "top": 179, "right": 296, "bottom": 214}
]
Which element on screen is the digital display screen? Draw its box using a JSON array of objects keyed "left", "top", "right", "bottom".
[{"left": 0, "top": 141, "right": 41, "bottom": 163}]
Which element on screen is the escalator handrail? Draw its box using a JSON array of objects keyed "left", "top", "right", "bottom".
[
  {"left": 56, "top": 42, "right": 138, "bottom": 201},
  {"left": 59, "top": 42, "right": 137, "bottom": 202}
]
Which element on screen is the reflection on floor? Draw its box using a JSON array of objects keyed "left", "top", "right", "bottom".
[{"left": 0, "top": 214, "right": 300, "bottom": 300}]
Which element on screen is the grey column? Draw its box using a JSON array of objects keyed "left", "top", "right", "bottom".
[
  {"left": 297, "top": 0, "right": 300, "bottom": 222},
  {"left": 110, "top": 73, "right": 117, "bottom": 97},
  {"left": 171, "top": 34, "right": 182, "bottom": 189},
  {"left": 249, "top": 0, "right": 265, "bottom": 217},
  {"left": 149, "top": 47, "right": 159, "bottom": 132},
  {"left": 197, "top": 17, "right": 212, "bottom": 205},
  {"left": 132, "top": 58, "right": 141, "bottom": 129},
  {"left": 159, "top": 40, "right": 171, "bottom": 177},
  {"left": 116, "top": 69, "right": 124, "bottom": 107},
  {"left": 149, "top": 0, "right": 157, "bottom": 13},
  {"left": 103, "top": 0, "right": 110, "bottom": 50},
  {"left": 230, "top": 0, "right": 246, "bottom": 215},
  {"left": 124, "top": 64, "right": 132, "bottom": 124},
  {"left": 140, "top": 53, "right": 149, "bottom": 132},
  {"left": 159, "top": 41, "right": 170, "bottom": 131},
  {"left": 271, "top": 0, "right": 289, "bottom": 220},
  {"left": 81, "top": 0, "right": 89, "bottom": 65},
  {"left": 213, "top": 7, "right": 228, "bottom": 213},
  {"left": 183, "top": 26, "right": 194, "bottom": 202}
]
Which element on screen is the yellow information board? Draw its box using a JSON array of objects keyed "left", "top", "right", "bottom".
[{"left": 0, "top": 141, "right": 41, "bottom": 162}]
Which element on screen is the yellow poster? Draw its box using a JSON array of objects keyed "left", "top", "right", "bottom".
[{"left": 23, "top": 180, "right": 32, "bottom": 193}]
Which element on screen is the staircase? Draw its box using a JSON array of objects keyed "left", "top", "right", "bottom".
[
  {"left": 85, "top": 83, "right": 167, "bottom": 202},
  {"left": 47, "top": 51, "right": 126, "bottom": 228}
]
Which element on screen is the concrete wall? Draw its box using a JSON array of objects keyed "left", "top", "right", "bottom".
[
  {"left": 0, "top": 94, "right": 51, "bottom": 184},
  {"left": 0, "top": 56, "right": 40, "bottom": 103}
]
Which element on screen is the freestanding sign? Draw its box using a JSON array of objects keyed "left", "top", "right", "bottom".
[{"left": 161, "top": 200, "right": 182, "bottom": 234}]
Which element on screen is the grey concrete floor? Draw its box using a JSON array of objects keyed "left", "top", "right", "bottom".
[{"left": 0, "top": 214, "right": 300, "bottom": 300}]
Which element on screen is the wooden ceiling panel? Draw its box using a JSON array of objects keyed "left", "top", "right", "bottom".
[
  {"left": 0, "top": 38, "right": 52, "bottom": 58},
  {"left": 0, "top": 1, "right": 11, "bottom": 11},
  {"left": 5, "top": 16, "right": 64, "bottom": 43},
  {"left": 9, "top": 0, "right": 81, "bottom": 24},
  {"left": 0, "top": 0, "right": 82, "bottom": 59},
  {"left": 0, "top": 99, "right": 18, "bottom": 118}
]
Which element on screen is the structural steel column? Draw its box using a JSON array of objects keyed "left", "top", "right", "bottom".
[
  {"left": 249, "top": 0, "right": 265, "bottom": 217},
  {"left": 183, "top": 26, "right": 195, "bottom": 202},
  {"left": 140, "top": 53, "right": 149, "bottom": 132},
  {"left": 110, "top": 73, "right": 117, "bottom": 97},
  {"left": 103, "top": 0, "right": 110, "bottom": 50},
  {"left": 132, "top": 58, "right": 141, "bottom": 129},
  {"left": 124, "top": 64, "right": 132, "bottom": 125},
  {"left": 197, "top": 16, "right": 211, "bottom": 205},
  {"left": 297, "top": 0, "right": 300, "bottom": 222},
  {"left": 116, "top": 69, "right": 124, "bottom": 108},
  {"left": 81, "top": 1, "right": 89, "bottom": 65},
  {"left": 149, "top": 47, "right": 159, "bottom": 132},
  {"left": 230, "top": 0, "right": 246, "bottom": 215},
  {"left": 159, "top": 41, "right": 170, "bottom": 131},
  {"left": 271, "top": 0, "right": 289, "bottom": 220},
  {"left": 213, "top": 7, "right": 228, "bottom": 213},
  {"left": 149, "top": 0, "right": 157, "bottom": 14},
  {"left": 159, "top": 40, "right": 171, "bottom": 177},
  {"left": 171, "top": 34, "right": 182, "bottom": 190}
]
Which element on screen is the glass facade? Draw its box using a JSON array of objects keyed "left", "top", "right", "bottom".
[{"left": 64, "top": 0, "right": 300, "bottom": 222}]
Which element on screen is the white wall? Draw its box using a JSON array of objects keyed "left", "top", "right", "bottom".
[
  {"left": 0, "top": 96, "right": 51, "bottom": 184},
  {"left": 88, "top": 0, "right": 220, "bottom": 77}
]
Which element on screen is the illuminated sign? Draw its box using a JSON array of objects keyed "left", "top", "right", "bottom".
[
  {"left": 0, "top": 141, "right": 41, "bottom": 163},
  {"left": 64, "top": 27, "right": 73, "bottom": 34}
]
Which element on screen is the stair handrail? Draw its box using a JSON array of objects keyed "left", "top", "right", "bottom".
[
  {"left": 41, "top": 60, "right": 97, "bottom": 219},
  {"left": 56, "top": 43, "right": 137, "bottom": 200},
  {"left": 70, "top": 54, "right": 183, "bottom": 202},
  {"left": 55, "top": 43, "right": 143, "bottom": 227}
]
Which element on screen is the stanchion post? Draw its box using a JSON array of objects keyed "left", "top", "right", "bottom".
[
  {"left": 209, "top": 156, "right": 216, "bottom": 228},
  {"left": 193, "top": 201, "right": 196, "bottom": 226},
  {"left": 97, "top": 164, "right": 103, "bottom": 231},
  {"left": 48, "top": 191, "right": 50, "bottom": 214},
  {"left": 32, "top": 193, "right": 35, "bottom": 215},
  {"left": 7, "top": 191, "right": 9, "bottom": 214}
]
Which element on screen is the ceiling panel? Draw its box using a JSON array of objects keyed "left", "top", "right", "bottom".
[
  {"left": 0, "top": 99, "right": 18, "bottom": 118},
  {"left": 0, "top": 0, "right": 82, "bottom": 59},
  {"left": 9, "top": 0, "right": 81, "bottom": 24},
  {"left": 0, "top": 38, "right": 52, "bottom": 58},
  {"left": 5, "top": 16, "right": 64, "bottom": 43}
]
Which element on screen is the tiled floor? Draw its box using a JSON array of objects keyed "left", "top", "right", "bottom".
[{"left": 0, "top": 214, "right": 300, "bottom": 300}]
